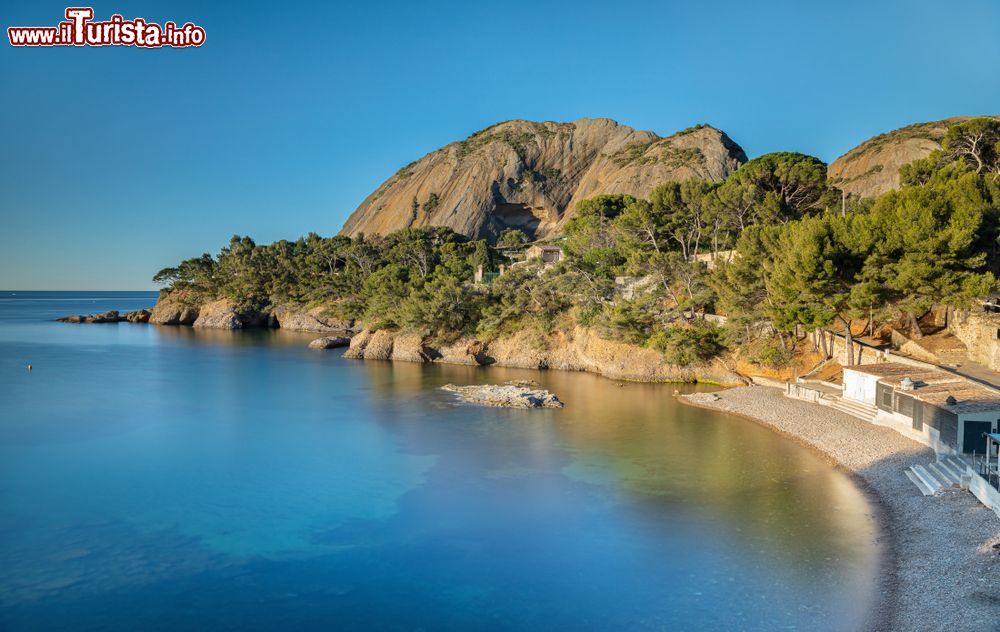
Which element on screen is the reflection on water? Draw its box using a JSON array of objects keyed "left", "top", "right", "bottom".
[{"left": 0, "top": 293, "right": 879, "bottom": 631}]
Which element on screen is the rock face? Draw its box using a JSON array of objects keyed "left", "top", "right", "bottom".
[
  {"left": 148, "top": 293, "right": 356, "bottom": 332},
  {"left": 340, "top": 118, "right": 746, "bottom": 242},
  {"left": 126, "top": 309, "right": 151, "bottom": 323},
  {"left": 191, "top": 299, "right": 243, "bottom": 329},
  {"left": 190, "top": 299, "right": 270, "bottom": 330},
  {"left": 948, "top": 309, "right": 1000, "bottom": 371},
  {"left": 308, "top": 336, "right": 351, "bottom": 349},
  {"left": 441, "top": 382, "right": 564, "bottom": 409},
  {"left": 149, "top": 293, "right": 200, "bottom": 326},
  {"left": 270, "top": 305, "right": 355, "bottom": 333},
  {"left": 828, "top": 115, "right": 999, "bottom": 198},
  {"left": 341, "top": 326, "right": 745, "bottom": 384}
]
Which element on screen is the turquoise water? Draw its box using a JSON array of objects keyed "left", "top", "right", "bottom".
[{"left": 0, "top": 292, "right": 880, "bottom": 630}]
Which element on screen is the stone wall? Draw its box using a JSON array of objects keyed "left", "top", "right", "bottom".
[
  {"left": 948, "top": 309, "right": 1000, "bottom": 371},
  {"left": 827, "top": 331, "right": 885, "bottom": 367}
]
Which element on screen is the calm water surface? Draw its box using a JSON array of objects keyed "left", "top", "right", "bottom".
[{"left": 0, "top": 291, "right": 880, "bottom": 630}]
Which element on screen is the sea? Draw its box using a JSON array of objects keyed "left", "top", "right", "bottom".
[{"left": 0, "top": 291, "right": 879, "bottom": 631}]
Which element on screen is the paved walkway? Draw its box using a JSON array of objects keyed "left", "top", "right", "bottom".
[{"left": 945, "top": 359, "right": 1000, "bottom": 392}]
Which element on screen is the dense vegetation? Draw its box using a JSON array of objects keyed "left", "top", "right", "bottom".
[{"left": 156, "top": 119, "right": 1000, "bottom": 367}]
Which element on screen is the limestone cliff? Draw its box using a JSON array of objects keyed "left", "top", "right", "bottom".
[
  {"left": 343, "top": 326, "right": 746, "bottom": 385},
  {"left": 340, "top": 119, "right": 747, "bottom": 241},
  {"left": 149, "top": 292, "right": 356, "bottom": 332},
  {"left": 828, "top": 115, "right": 999, "bottom": 198}
]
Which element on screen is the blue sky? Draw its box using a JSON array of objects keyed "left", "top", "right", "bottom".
[{"left": 2, "top": 0, "right": 999, "bottom": 290}]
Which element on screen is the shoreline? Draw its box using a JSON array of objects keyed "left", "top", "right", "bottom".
[
  {"left": 680, "top": 386, "right": 1000, "bottom": 632},
  {"left": 54, "top": 311, "right": 1000, "bottom": 627}
]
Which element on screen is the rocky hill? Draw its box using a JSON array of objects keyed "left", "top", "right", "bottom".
[
  {"left": 828, "top": 115, "right": 998, "bottom": 198},
  {"left": 340, "top": 118, "right": 747, "bottom": 241}
]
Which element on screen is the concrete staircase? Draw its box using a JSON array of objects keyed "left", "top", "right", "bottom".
[
  {"left": 904, "top": 456, "right": 970, "bottom": 496},
  {"left": 823, "top": 395, "right": 877, "bottom": 422}
]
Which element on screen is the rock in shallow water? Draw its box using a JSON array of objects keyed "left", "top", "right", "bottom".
[
  {"left": 125, "top": 309, "right": 151, "bottom": 323},
  {"left": 58, "top": 309, "right": 153, "bottom": 324},
  {"left": 441, "top": 381, "right": 564, "bottom": 409},
  {"left": 58, "top": 310, "right": 122, "bottom": 323},
  {"left": 308, "top": 336, "right": 351, "bottom": 349}
]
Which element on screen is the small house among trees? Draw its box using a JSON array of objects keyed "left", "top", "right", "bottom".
[{"left": 524, "top": 245, "right": 562, "bottom": 264}]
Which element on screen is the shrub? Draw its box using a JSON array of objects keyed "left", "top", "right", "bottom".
[
  {"left": 743, "top": 336, "right": 793, "bottom": 369},
  {"left": 648, "top": 322, "right": 724, "bottom": 366}
]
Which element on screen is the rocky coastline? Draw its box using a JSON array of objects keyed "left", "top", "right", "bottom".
[
  {"left": 340, "top": 326, "right": 745, "bottom": 384},
  {"left": 59, "top": 309, "right": 151, "bottom": 324},
  {"left": 62, "top": 295, "right": 747, "bottom": 385},
  {"left": 682, "top": 386, "right": 1000, "bottom": 632},
  {"left": 146, "top": 294, "right": 357, "bottom": 332}
]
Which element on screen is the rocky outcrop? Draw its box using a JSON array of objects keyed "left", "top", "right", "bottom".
[
  {"left": 441, "top": 381, "right": 564, "bottom": 409},
  {"left": 828, "top": 115, "right": 999, "bottom": 198},
  {"left": 191, "top": 299, "right": 243, "bottom": 329},
  {"left": 340, "top": 326, "right": 745, "bottom": 384},
  {"left": 308, "top": 336, "right": 351, "bottom": 349},
  {"left": 126, "top": 309, "right": 151, "bottom": 323},
  {"left": 149, "top": 293, "right": 200, "bottom": 326},
  {"left": 342, "top": 328, "right": 396, "bottom": 359},
  {"left": 58, "top": 310, "right": 123, "bottom": 323},
  {"left": 270, "top": 305, "right": 355, "bottom": 333},
  {"left": 340, "top": 118, "right": 746, "bottom": 242},
  {"left": 190, "top": 299, "right": 271, "bottom": 330},
  {"left": 58, "top": 309, "right": 151, "bottom": 324},
  {"left": 148, "top": 292, "right": 356, "bottom": 332}
]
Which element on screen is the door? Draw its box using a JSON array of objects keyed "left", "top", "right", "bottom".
[{"left": 962, "top": 420, "right": 994, "bottom": 454}]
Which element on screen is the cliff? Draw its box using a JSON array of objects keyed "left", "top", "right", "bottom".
[
  {"left": 828, "top": 115, "right": 999, "bottom": 198},
  {"left": 144, "top": 293, "right": 743, "bottom": 384},
  {"left": 340, "top": 118, "right": 747, "bottom": 241},
  {"left": 342, "top": 326, "right": 746, "bottom": 385},
  {"left": 148, "top": 294, "right": 356, "bottom": 332}
]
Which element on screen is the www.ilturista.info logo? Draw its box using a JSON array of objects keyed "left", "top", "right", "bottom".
[{"left": 8, "top": 8, "right": 205, "bottom": 48}]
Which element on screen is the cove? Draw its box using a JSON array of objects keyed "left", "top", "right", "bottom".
[{"left": 0, "top": 292, "right": 880, "bottom": 631}]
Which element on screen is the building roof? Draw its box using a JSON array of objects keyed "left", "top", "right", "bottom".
[
  {"left": 527, "top": 245, "right": 562, "bottom": 251},
  {"left": 844, "top": 362, "right": 1000, "bottom": 414}
]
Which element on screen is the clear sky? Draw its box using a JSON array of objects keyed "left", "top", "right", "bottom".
[{"left": 2, "top": 0, "right": 999, "bottom": 290}]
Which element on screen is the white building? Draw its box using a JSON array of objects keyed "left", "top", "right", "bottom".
[{"left": 842, "top": 363, "right": 1000, "bottom": 455}]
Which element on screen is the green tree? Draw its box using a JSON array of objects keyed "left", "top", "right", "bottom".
[
  {"left": 852, "top": 168, "right": 996, "bottom": 336},
  {"left": 398, "top": 273, "right": 482, "bottom": 338},
  {"left": 496, "top": 228, "right": 530, "bottom": 250},
  {"left": 942, "top": 117, "right": 1000, "bottom": 176},
  {"left": 714, "top": 152, "right": 833, "bottom": 233}
]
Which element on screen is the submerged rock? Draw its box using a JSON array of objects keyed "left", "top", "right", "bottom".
[
  {"left": 308, "top": 336, "right": 351, "bottom": 349},
  {"left": 441, "top": 381, "right": 564, "bottom": 409}
]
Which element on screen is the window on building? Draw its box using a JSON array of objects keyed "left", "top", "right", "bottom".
[
  {"left": 896, "top": 394, "right": 914, "bottom": 418},
  {"left": 880, "top": 385, "right": 893, "bottom": 410}
]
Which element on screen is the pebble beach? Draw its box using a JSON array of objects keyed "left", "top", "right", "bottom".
[{"left": 683, "top": 386, "right": 1000, "bottom": 632}]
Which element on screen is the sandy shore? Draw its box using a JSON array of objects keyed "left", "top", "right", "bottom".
[{"left": 683, "top": 386, "right": 1000, "bottom": 632}]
